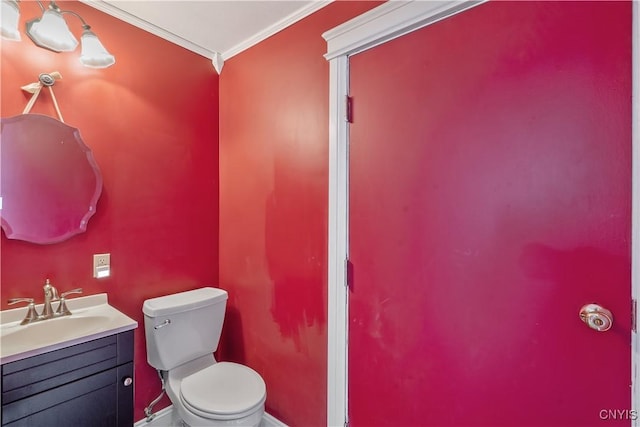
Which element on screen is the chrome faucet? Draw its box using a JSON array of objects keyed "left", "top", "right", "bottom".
[
  {"left": 7, "top": 279, "right": 83, "bottom": 325},
  {"left": 41, "top": 279, "right": 60, "bottom": 319}
]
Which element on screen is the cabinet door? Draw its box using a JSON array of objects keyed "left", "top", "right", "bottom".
[
  {"left": 2, "top": 368, "right": 119, "bottom": 426},
  {"left": 2, "top": 363, "right": 133, "bottom": 427},
  {"left": 1, "top": 331, "right": 134, "bottom": 427},
  {"left": 116, "top": 362, "right": 134, "bottom": 427}
]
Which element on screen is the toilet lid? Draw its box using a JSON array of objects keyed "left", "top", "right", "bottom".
[{"left": 180, "top": 362, "right": 266, "bottom": 418}]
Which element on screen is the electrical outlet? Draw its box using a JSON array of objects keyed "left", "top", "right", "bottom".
[{"left": 93, "top": 253, "right": 111, "bottom": 278}]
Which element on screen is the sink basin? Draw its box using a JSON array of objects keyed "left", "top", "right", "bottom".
[
  {"left": 2, "top": 315, "right": 110, "bottom": 348},
  {"left": 1, "top": 294, "right": 137, "bottom": 364}
]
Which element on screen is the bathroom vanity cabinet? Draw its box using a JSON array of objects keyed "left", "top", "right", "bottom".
[{"left": 1, "top": 330, "right": 134, "bottom": 427}]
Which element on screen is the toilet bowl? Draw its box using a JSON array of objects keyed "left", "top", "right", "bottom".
[
  {"left": 143, "top": 288, "right": 266, "bottom": 427},
  {"left": 164, "top": 355, "right": 266, "bottom": 427}
]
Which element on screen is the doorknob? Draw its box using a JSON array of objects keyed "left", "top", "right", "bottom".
[{"left": 579, "top": 303, "right": 613, "bottom": 332}]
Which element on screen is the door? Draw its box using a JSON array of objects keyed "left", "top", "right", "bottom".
[{"left": 348, "top": 2, "right": 632, "bottom": 426}]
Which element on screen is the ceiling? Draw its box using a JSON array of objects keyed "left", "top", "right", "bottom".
[{"left": 81, "top": 1, "right": 332, "bottom": 72}]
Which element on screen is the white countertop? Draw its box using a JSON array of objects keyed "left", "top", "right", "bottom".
[{"left": 1, "top": 293, "right": 138, "bottom": 364}]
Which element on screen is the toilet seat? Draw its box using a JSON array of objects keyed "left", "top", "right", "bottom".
[{"left": 180, "top": 362, "right": 266, "bottom": 421}]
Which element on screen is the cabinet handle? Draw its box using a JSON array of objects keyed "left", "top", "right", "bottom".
[{"left": 123, "top": 377, "right": 133, "bottom": 387}]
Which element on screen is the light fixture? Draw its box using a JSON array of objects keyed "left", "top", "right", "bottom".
[
  {"left": 27, "top": 7, "right": 78, "bottom": 52},
  {"left": 1, "top": 0, "right": 115, "bottom": 68},
  {"left": 79, "top": 27, "right": 115, "bottom": 68},
  {"left": 1, "top": 0, "right": 21, "bottom": 41}
]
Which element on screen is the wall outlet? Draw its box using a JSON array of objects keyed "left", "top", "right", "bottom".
[{"left": 93, "top": 253, "right": 111, "bottom": 278}]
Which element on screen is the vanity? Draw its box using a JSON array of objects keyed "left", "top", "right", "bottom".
[{"left": 0, "top": 294, "right": 137, "bottom": 426}]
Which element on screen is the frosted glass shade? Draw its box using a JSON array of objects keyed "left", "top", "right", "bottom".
[
  {"left": 1, "top": 0, "right": 21, "bottom": 41},
  {"left": 80, "top": 30, "right": 115, "bottom": 68},
  {"left": 27, "top": 9, "right": 78, "bottom": 52}
]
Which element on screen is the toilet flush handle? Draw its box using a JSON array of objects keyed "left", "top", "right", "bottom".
[{"left": 154, "top": 319, "right": 171, "bottom": 330}]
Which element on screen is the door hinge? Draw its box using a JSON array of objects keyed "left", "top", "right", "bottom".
[
  {"left": 345, "top": 95, "right": 353, "bottom": 123},
  {"left": 345, "top": 418, "right": 350, "bottom": 427},
  {"left": 632, "top": 299, "right": 637, "bottom": 333},
  {"left": 345, "top": 257, "right": 353, "bottom": 290}
]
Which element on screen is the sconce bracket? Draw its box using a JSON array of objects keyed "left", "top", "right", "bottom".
[{"left": 39, "top": 73, "right": 56, "bottom": 86}]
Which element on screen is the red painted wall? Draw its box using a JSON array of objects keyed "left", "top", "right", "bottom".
[
  {"left": 1, "top": 1, "right": 219, "bottom": 421},
  {"left": 218, "top": 2, "right": 380, "bottom": 425}
]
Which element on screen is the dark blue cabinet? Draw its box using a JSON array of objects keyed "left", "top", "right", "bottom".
[{"left": 1, "top": 330, "right": 134, "bottom": 426}]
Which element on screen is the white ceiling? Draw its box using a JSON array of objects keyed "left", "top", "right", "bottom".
[{"left": 82, "top": 0, "right": 331, "bottom": 69}]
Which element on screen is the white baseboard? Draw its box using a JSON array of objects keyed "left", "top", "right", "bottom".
[
  {"left": 261, "top": 412, "right": 288, "bottom": 427},
  {"left": 134, "top": 406, "right": 288, "bottom": 427},
  {"left": 134, "top": 406, "right": 174, "bottom": 427}
]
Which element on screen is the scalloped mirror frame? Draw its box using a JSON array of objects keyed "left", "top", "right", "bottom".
[{"left": 1, "top": 114, "right": 103, "bottom": 244}]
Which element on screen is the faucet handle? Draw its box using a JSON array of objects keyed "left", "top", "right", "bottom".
[
  {"left": 56, "top": 289, "right": 83, "bottom": 316},
  {"left": 8, "top": 298, "right": 39, "bottom": 325},
  {"left": 60, "top": 288, "right": 83, "bottom": 298},
  {"left": 8, "top": 297, "right": 34, "bottom": 305}
]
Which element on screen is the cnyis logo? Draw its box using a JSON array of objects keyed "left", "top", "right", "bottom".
[{"left": 599, "top": 409, "right": 639, "bottom": 421}]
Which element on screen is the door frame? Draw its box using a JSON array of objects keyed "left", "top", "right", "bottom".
[{"left": 323, "top": 1, "right": 640, "bottom": 426}]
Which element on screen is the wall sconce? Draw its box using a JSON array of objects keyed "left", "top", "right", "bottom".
[{"left": 1, "top": 0, "right": 115, "bottom": 68}]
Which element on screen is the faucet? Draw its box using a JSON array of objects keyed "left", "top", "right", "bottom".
[
  {"left": 7, "top": 279, "right": 83, "bottom": 325},
  {"left": 41, "top": 279, "right": 60, "bottom": 319}
]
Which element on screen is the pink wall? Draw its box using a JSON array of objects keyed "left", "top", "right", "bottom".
[
  {"left": 218, "top": 2, "right": 380, "bottom": 425},
  {"left": 1, "top": 1, "right": 219, "bottom": 421}
]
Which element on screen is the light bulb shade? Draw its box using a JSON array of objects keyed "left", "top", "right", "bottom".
[
  {"left": 1, "top": 0, "right": 21, "bottom": 41},
  {"left": 80, "top": 30, "right": 115, "bottom": 68},
  {"left": 26, "top": 9, "right": 78, "bottom": 52}
]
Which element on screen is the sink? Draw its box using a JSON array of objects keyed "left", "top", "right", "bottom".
[
  {"left": 1, "top": 294, "right": 137, "bottom": 364},
  {"left": 2, "top": 315, "right": 110, "bottom": 348}
]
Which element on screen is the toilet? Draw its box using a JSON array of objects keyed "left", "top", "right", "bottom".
[{"left": 143, "top": 287, "right": 266, "bottom": 427}]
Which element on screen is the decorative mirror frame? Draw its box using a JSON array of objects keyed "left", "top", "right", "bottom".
[{"left": 1, "top": 113, "right": 103, "bottom": 244}]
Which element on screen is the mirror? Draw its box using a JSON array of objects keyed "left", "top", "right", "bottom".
[{"left": 0, "top": 114, "right": 102, "bottom": 244}]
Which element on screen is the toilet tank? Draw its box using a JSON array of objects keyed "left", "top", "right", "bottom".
[{"left": 143, "top": 287, "right": 228, "bottom": 371}]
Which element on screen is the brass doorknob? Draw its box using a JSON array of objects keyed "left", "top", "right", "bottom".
[{"left": 579, "top": 303, "right": 613, "bottom": 332}]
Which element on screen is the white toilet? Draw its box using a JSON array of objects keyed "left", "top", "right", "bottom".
[{"left": 143, "top": 287, "right": 266, "bottom": 427}]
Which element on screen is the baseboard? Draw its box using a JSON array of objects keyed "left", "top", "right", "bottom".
[
  {"left": 134, "top": 406, "right": 174, "bottom": 427},
  {"left": 134, "top": 405, "right": 288, "bottom": 427},
  {"left": 261, "top": 412, "right": 288, "bottom": 427}
]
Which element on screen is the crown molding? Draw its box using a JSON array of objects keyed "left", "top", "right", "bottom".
[
  {"left": 220, "top": 1, "right": 332, "bottom": 60},
  {"left": 79, "top": 0, "right": 217, "bottom": 61},
  {"left": 80, "top": 0, "right": 332, "bottom": 68}
]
